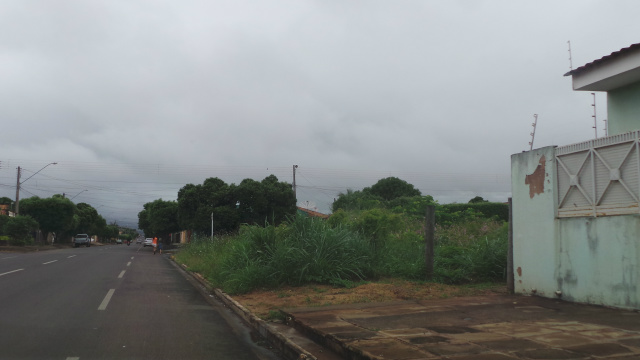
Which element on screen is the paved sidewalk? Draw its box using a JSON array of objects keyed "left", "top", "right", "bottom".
[{"left": 281, "top": 294, "right": 640, "bottom": 359}]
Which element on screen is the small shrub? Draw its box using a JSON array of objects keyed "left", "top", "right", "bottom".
[{"left": 3, "top": 215, "right": 38, "bottom": 246}]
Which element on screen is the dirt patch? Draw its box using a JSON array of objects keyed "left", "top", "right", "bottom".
[{"left": 232, "top": 279, "right": 507, "bottom": 319}]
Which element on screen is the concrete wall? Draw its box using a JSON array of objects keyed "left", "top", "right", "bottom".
[
  {"left": 511, "top": 146, "right": 640, "bottom": 309},
  {"left": 608, "top": 82, "right": 640, "bottom": 135}
]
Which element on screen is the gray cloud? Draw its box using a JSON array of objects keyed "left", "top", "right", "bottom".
[{"left": 1, "top": 0, "right": 639, "bottom": 225}]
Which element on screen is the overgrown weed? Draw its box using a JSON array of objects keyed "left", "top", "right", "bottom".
[{"left": 176, "top": 213, "right": 509, "bottom": 294}]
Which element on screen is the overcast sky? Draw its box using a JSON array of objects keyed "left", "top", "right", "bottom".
[{"left": 1, "top": 0, "right": 638, "bottom": 228}]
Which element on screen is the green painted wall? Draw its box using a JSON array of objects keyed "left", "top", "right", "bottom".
[
  {"left": 608, "top": 82, "right": 640, "bottom": 135},
  {"left": 511, "top": 146, "right": 640, "bottom": 310}
]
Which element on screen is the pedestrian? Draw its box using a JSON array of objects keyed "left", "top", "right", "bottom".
[
  {"left": 158, "top": 240, "right": 163, "bottom": 254},
  {"left": 153, "top": 237, "right": 158, "bottom": 254}
]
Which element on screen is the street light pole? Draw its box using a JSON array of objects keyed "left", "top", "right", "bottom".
[
  {"left": 15, "top": 162, "right": 57, "bottom": 215},
  {"left": 15, "top": 167, "right": 21, "bottom": 215}
]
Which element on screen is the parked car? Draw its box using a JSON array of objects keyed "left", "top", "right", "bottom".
[
  {"left": 143, "top": 238, "right": 153, "bottom": 247},
  {"left": 73, "top": 234, "right": 91, "bottom": 248},
  {"left": 136, "top": 238, "right": 142, "bottom": 244},
  {"left": 116, "top": 239, "right": 122, "bottom": 244}
]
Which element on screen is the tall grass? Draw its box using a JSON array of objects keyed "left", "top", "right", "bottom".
[
  {"left": 434, "top": 220, "right": 507, "bottom": 284},
  {"left": 176, "top": 213, "right": 509, "bottom": 294},
  {"left": 173, "top": 234, "right": 235, "bottom": 284},
  {"left": 191, "top": 216, "right": 372, "bottom": 294}
]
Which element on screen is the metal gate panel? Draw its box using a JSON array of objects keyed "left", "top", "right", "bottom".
[{"left": 555, "top": 130, "right": 640, "bottom": 218}]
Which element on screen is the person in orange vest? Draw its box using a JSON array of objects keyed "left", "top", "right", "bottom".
[{"left": 153, "top": 237, "right": 158, "bottom": 254}]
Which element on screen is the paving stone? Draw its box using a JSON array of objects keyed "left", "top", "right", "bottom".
[
  {"left": 528, "top": 332, "right": 592, "bottom": 347},
  {"left": 515, "top": 348, "right": 586, "bottom": 359},
  {"left": 381, "top": 328, "right": 435, "bottom": 336},
  {"left": 349, "top": 338, "right": 437, "bottom": 359},
  {"left": 578, "top": 328, "right": 640, "bottom": 341},
  {"left": 446, "top": 353, "right": 518, "bottom": 360},
  {"left": 426, "top": 326, "right": 479, "bottom": 334},
  {"left": 407, "top": 335, "right": 449, "bottom": 344},
  {"left": 515, "top": 306, "right": 555, "bottom": 313},
  {"left": 474, "top": 322, "right": 560, "bottom": 337},
  {"left": 565, "top": 342, "right": 632, "bottom": 356},
  {"left": 448, "top": 332, "right": 512, "bottom": 342},
  {"left": 420, "top": 342, "right": 487, "bottom": 356},
  {"left": 543, "top": 321, "right": 609, "bottom": 331},
  {"left": 620, "top": 337, "right": 640, "bottom": 348},
  {"left": 476, "top": 338, "right": 543, "bottom": 351},
  {"left": 332, "top": 330, "right": 380, "bottom": 340}
]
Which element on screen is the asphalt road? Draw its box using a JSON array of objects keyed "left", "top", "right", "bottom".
[{"left": 0, "top": 244, "right": 281, "bottom": 360}]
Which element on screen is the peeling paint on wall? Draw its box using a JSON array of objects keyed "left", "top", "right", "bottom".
[{"left": 525, "top": 155, "right": 546, "bottom": 198}]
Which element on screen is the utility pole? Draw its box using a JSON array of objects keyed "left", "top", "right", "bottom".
[
  {"left": 592, "top": 93, "right": 598, "bottom": 138},
  {"left": 14, "top": 162, "right": 57, "bottom": 215},
  {"left": 15, "top": 167, "right": 21, "bottom": 215},
  {"left": 567, "top": 40, "right": 573, "bottom": 70},
  {"left": 529, "top": 114, "right": 538, "bottom": 151},
  {"left": 292, "top": 165, "right": 298, "bottom": 202}
]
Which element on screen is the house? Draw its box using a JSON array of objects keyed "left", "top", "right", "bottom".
[
  {"left": 296, "top": 207, "right": 330, "bottom": 219},
  {"left": 511, "top": 43, "right": 640, "bottom": 310}
]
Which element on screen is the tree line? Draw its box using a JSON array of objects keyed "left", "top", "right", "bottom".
[
  {"left": 0, "top": 195, "right": 135, "bottom": 246},
  {"left": 137, "top": 175, "right": 296, "bottom": 240}
]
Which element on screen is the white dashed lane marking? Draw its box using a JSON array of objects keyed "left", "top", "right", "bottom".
[
  {"left": 0, "top": 269, "right": 24, "bottom": 277},
  {"left": 98, "top": 289, "right": 115, "bottom": 311}
]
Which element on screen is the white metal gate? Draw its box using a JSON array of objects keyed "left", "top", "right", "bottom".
[{"left": 555, "top": 130, "right": 640, "bottom": 217}]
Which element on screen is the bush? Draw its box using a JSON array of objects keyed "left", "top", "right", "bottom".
[
  {"left": 3, "top": 215, "right": 38, "bottom": 246},
  {"left": 177, "top": 211, "right": 510, "bottom": 293},
  {"left": 217, "top": 216, "right": 372, "bottom": 294},
  {"left": 434, "top": 222, "right": 508, "bottom": 284},
  {"left": 441, "top": 202, "right": 509, "bottom": 222}
]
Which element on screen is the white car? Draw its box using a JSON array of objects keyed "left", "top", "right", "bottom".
[{"left": 143, "top": 238, "right": 153, "bottom": 247}]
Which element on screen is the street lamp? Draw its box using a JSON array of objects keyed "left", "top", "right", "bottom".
[
  {"left": 15, "top": 162, "right": 57, "bottom": 215},
  {"left": 70, "top": 189, "right": 88, "bottom": 201}
]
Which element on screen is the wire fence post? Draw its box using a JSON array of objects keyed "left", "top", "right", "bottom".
[
  {"left": 425, "top": 205, "right": 435, "bottom": 280},
  {"left": 507, "top": 197, "right": 514, "bottom": 294}
]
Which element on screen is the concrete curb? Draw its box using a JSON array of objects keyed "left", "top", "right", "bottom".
[
  {"left": 285, "top": 312, "right": 377, "bottom": 360},
  {"left": 178, "top": 263, "right": 317, "bottom": 360}
]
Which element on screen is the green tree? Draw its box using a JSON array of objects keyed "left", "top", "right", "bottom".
[
  {"left": 74, "top": 203, "right": 102, "bottom": 235},
  {"left": 3, "top": 215, "right": 39, "bottom": 245},
  {"left": 93, "top": 216, "right": 109, "bottom": 242},
  {"left": 176, "top": 183, "right": 206, "bottom": 233},
  {"left": 20, "top": 196, "right": 77, "bottom": 237},
  {"left": 259, "top": 175, "right": 296, "bottom": 225},
  {"left": 368, "top": 177, "right": 421, "bottom": 201},
  {"left": 175, "top": 175, "right": 295, "bottom": 235},
  {"left": 138, "top": 199, "right": 180, "bottom": 238},
  {"left": 233, "top": 178, "right": 266, "bottom": 225},
  {"left": 331, "top": 189, "right": 383, "bottom": 212},
  {"left": 468, "top": 196, "right": 488, "bottom": 204},
  {"left": 0, "top": 214, "right": 10, "bottom": 233}
]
